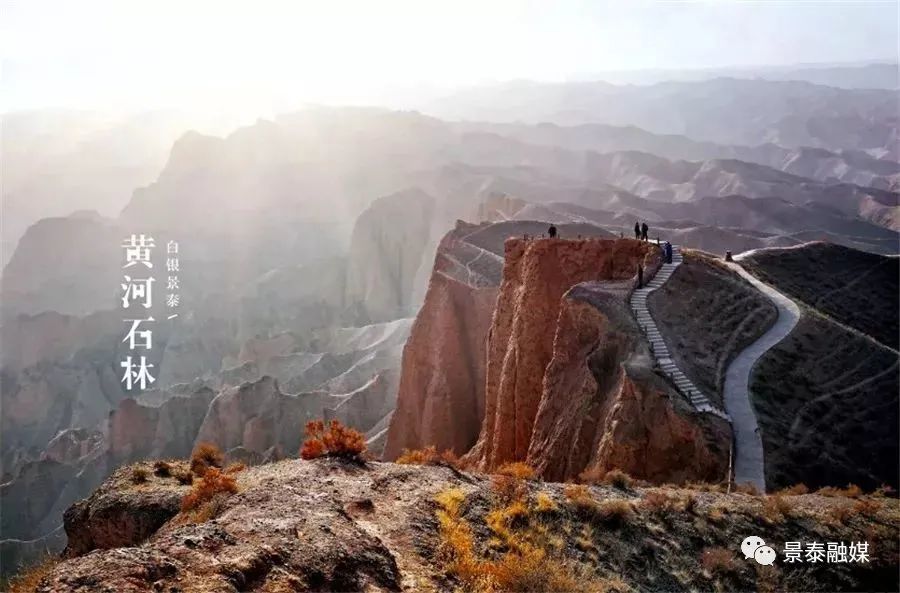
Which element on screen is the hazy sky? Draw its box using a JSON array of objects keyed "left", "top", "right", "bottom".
[{"left": 1, "top": 0, "right": 897, "bottom": 112}]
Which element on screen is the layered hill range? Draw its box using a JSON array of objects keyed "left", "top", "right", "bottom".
[{"left": 3, "top": 80, "right": 899, "bottom": 575}]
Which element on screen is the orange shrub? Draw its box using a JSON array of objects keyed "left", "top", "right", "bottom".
[
  {"left": 190, "top": 442, "right": 224, "bottom": 476},
  {"left": 181, "top": 467, "right": 238, "bottom": 512},
  {"left": 776, "top": 483, "right": 809, "bottom": 496},
  {"left": 225, "top": 462, "right": 246, "bottom": 474},
  {"left": 490, "top": 462, "right": 536, "bottom": 504},
  {"left": 817, "top": 484, "right": 863, "bottom": 498},
  {"left": 396, "top": 446, "right": 461, "bottom": 468},
  {"left": 299, "top": 420, "right": 366, "bottom": 460},
  {"left": 497, "top": 462, "right": 536, "bottom": 480}
]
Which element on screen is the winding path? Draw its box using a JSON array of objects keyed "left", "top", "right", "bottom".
[
  {"left": 724, "top": 259, "right": 801, "bottom": 492},
  {"left": 630, "top": 245, "right": 730, "bottom": 421}
]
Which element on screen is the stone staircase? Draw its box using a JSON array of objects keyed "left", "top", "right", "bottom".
[{"left": 630, "top": 246, "right": 731, "bottom": 422}]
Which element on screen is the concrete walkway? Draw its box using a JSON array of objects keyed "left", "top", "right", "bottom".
[
  {"left": 724, "top": 261, "right": 801, "bottom": 492},
  {"left": 630, "top": 245, "right": 731, "bottom": 421}
]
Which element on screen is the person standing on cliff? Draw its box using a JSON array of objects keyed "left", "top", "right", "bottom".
[
  {"left": 548, "top": 225, "right": 557, "bottom": 238},
  {"left": 634, "top": 222, "right": 640, "bottom": 239},
  {"left": 641, "top": 222, "right": 649, "bottom": 241}
]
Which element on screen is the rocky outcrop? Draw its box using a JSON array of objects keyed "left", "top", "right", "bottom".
[
  {"left": 62, "top": 464, "right": 188, "bottom": 557},
  {"left": 36, "top": 459, "right": 900, "bottom": 593},
  {"left": 465, "top": 238, "right": 659, "bottom": 471},
  {"left": 527, "top": 284, "right": 729, "bottom": 483},
  {"left": 345, "top": 188, "right": 436, "bottom": 323}
]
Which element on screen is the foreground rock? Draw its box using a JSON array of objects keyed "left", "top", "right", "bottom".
[{"left": 25, "top": 459, "right": 900, "bottom": 592}]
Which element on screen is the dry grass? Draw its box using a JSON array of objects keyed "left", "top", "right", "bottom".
[
  {"left": 579, "top": 468, "right": 635, "bottom": 490},
  {"left": 174, "top": 469, "right": 194, "bottom": 485},
  {"left": 299, "top": 420, "right": 366, "bottom": 460},
  {"left": 396, "top": 446, "right": 462, "bottom": 468},
  {"left": 181, "top": 467, "right": 238, "bottom": 514},
  {"left": 775, "top": 483, "right": 809, "bottom": 496},
  {"left": 817, "top": 484, "right": 863, "bottom": 498},
  {"left": 761, "top": 494, "right": 794, "bottom": 523},
  {"left": 434, "top": 487, "right": 597, "bottom": 592},
  {"left": 685, "top": 481, "right": 727, "bottom": 493},
  {"left": 563, "top": 484, "right": 634, "bottom": 527},
  {"left": 706, "top": 502, "right": 728, "bottom": 523},
  {"left": 534, "top": 492, "right": 558, "bottom": 513},
  {"left": 496, "top": 462, "right": 536, "bottom": 480},
  {"left": 639, "top": 489, "right": 695, "bottom": 515},
  {"left": 828, "top": 503, "right": 854, "bottom": 525},
  {"left": 597, "top": 575, "right": 631, "bottom": 593},
  {"left": 153, "top": 460, "right": 172, "bottom": 477},
  {"left": 225, "top": 462, "right": 246, "bottom": 474},
  {"left": 490, "top": 462, "right": 536, "bottom": 504},
  {"left": 190, "top": 442, "right": 224, "bottom": 476},
  {"left": 853, "top": 498, "right": 883, "bottom": 518},
  {"left": 6, "top": 556, "right": 59, "bottom": 593},
  {"left": 131, "top": 466, "right": 149, "bottom": 484},
  {"left": 701, "top": 547, "right": 738, "bottom": 575}
]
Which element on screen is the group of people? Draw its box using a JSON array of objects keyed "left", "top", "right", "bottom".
[{"left": 634, "top": 221, "right": 649, "bottom": 241}]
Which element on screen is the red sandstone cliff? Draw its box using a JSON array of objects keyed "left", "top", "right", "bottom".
[
  {"left": 464, "top": 238, "right": 658, "bottom": 470},
  {"left": 525, "top": 284, "right": 729, "bottom": 483},
  {"left": 382, "top": 223, "right": 501, "bottom": 459}
]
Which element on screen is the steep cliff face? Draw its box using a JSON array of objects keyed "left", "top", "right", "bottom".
[
  {"left": 382, "top": 222, "right": 504, "bottom": 459},
  {"left": 465, "top": 238, "right": 658, "bottom": 470},
  {"left": 527, "top": 285, "right": 728, "bottom": 483},
  {"left": 345, "top": 188, "right": 436, "bottom": 323}
]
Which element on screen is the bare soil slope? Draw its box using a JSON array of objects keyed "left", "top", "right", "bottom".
[
  {"left": 647, "top": 252, "right": 778, "bottom": 407},
  {"left": 750, "top": 307, "right": 899, "bottom": 491},
  {"left": 740, "top": 243, "right": 899, "bottom": 350}
]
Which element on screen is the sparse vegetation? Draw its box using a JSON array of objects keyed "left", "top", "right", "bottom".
[
  {"left": 535, "top": 491, "right": 557, "bottom": 513},
  {"left": 761, "top": 494, "right": 794, "bottom": 523},
  {"left": 491, "top": 462, "right": 536, "bottom": 504},
  {"left": 701, "top": 547, "right": 737, "bottom": 575},
  {"left": 817, "top": 484, "right": 863, "bottom": 498},
  {"left": 299, "top": 419, "right": 366, "bottom": 461},
  {"left": 603, "top": 469, "right": 634, "bottom": 489},
  {"left": 434, "top": 486, "right": 597, "bottom": 592},
  {"left": 639, "top": 489, "right": 682, "bottom": 514},
  {"left": 153, "top": 460, "right": 172, "bottom": 477},
  {"left": 174, "top": 469, "right": 194, "bottom": 485},
  {"left": 396, "top": 445, "right": 461, "bottom": 468},
  {"left": 181, "top": 467, "right": 238, "bottom": 515},
  {"left": 190, "top": 442, "right": 224, "bottom": 476},
  {"left": 854, "top": 498, "right": 883, "bottom": 517},
  {"left": 225, "top": 462, "right": 246, "bottom": 474},
  {"left": 130, "top": 467, "right": 149, "bottom": 484},
  {"left": 496, "top": 461, "right": 536, "bottom": 480},
  {"left": 6, "top": 556, "right": 60, "bottom": 593},
  {"left": 775, "top": 483, "right": 809, "bottom": 496},
  {"left": 564, "top": 484, "right": 634, "bottom": 527}
]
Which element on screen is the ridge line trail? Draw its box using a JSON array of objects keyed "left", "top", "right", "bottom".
[{"left": 723, "top": 262, "right": 801, "bottom": 493}]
